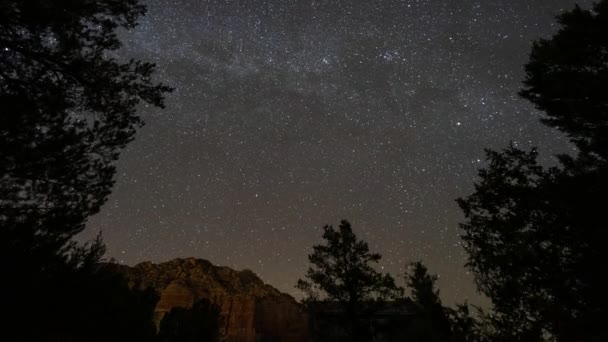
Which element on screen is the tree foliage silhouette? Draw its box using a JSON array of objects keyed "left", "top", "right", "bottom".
[
  {"left": 520, "top": 1, "right": 608, "bottom": 159},
  {"left": 297, "top": 220, "right": 402, "bottom": 342},
  {"left": 0, "top": 0, "right": 170, "bottom": 254},
  {"left": 406, "top": 262, "right": 443, "bottom": 311},
  {"left": 404, "top": 261, "right": 471, "bottom": 342},
  {"left": 0, "top": 0, "right": 170, "bottom": 338},
  {"left": 447, "top": 303, "right": 487, "bottom": 342},
  {"left": 57, "top": 255, "right": 159, "bottom": 341},
  {"left": 457, "top": 1, "right": 608, "bottom": 341},
  {"left": 158, "top": 299, "right": 221, "bottom": 342}
]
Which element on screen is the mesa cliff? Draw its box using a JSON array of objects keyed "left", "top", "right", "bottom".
[{"left": 113, "top": 258, "right": 310, "bottom": 342}]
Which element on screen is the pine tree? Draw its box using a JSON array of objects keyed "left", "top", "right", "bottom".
[
  {"left": 404, "top": 261, "right": 452, "bottom": 342},
  {"left": 297, "top": 220, "right": 403, "bottom": 342}
]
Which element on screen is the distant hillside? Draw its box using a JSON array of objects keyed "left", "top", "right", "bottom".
[{"left": 112, "top": 258, "right": 310, "bottom": 342}]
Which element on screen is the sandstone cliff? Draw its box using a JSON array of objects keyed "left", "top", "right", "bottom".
[{"left": 114, "top": 258, "right": 310, "bottom": 342}]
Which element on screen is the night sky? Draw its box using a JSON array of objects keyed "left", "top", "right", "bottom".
[{"left": 81, "top": 0, "right": 592, "bottom": 305}]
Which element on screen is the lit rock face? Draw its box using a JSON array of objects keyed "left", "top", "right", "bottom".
[{"left": 115, "top": 258, "right": 310, "bottom": 342}]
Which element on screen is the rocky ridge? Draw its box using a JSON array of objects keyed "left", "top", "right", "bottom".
[{"left": 115, "top": 258, "right": 310, "bottom": 342}]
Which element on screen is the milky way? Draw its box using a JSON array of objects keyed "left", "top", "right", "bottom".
[{"left": 81, "top": 0, "right": 592, "bottom": 305}]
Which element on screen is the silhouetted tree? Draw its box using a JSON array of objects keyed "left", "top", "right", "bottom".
[
  {"left": 57, "top": 260, "right": 159, "bottom": 341},
  {"left": 406, "top": 262, "right": 443, "bottom": 311},
  {"left": 457, "top": 2, "right": 608, "bottom": 341},
  {"left": 447, "top": 303, "right": 486, "bottom": 342},
  {"left": 0, "top": 0, "right": 170, "bottom": 338},
  {"left": 458, "top": 146, "right": 607, "bottom": 341},
  {"left": 0, "top": 0, "right": 171, "bottom": 257},
  {"left": 520, "top": 1, "right": 608, "bottom": 159},
  {"left": 457, "top": 146, "right": 557, "bottom": 340},
  {"left": 158, "top": 299, "right": 221, "bottom": 342},
  {"left": 297, "top": 220, "right": 403, "bottom": 342},
  {"left": 24, "top": 235, "right": 159, "bottom": 341},
  {"left": 403, "top": 261, "right": 452, "bottom": 342}
]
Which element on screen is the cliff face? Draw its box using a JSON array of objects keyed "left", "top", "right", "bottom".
[{"left": 115, "top": 258, "right": 310, "bottom": 342}]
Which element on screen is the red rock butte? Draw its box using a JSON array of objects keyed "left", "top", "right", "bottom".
[{"left": 114, "top": 257, "right": 311, "bottom": 342}]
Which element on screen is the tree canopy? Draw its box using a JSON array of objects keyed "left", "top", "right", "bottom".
[
  {"left": 404, "top": 261, "right": 453, "bottom": 342},
  {"left": 297, "top": 220, "right": 403, "bottom": 304},
  {"left": 520, "top": 1, "right": 608, "bottom": 159},
  {"left": 1, "top": 0, "right": 170, "bottom": 338},
  {"left": 0, "top": 0, "right": 171, "bottom": 251},
  {"left": 458, "top": 1, "right": 608, "bottom": 340},
  {"left": 297, "top": 220, "right": 402, "bottom": 341}
]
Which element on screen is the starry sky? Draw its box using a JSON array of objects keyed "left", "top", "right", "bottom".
[{"left": 81, "top": 0, "right": 592, "bottom": 305}]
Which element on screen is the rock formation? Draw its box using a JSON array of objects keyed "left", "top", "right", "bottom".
[{"left": 114, "top": 258, "right": 310, "bottom": 342}]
